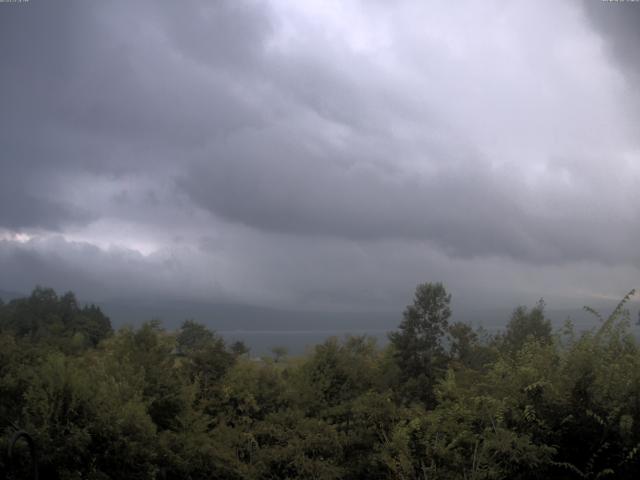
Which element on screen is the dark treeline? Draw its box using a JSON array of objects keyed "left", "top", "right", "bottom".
[{"left": 1, "top": 284, "right": 640, "bottom": 479}]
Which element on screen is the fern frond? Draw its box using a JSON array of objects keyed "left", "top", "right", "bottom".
[
  {"left": 550, "top": 461, "right": 586, "bottom": 478},
  {"left": 594, "top": 289, "right": 636, "bottom": 338},
  {"left": 583, "top": 306, "right": 604, "bottom": 323},
  {"left": 595, "top": 468, "right": 614, "bottom": 479}
]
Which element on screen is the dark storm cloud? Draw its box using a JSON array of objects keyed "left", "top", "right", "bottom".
[
  {"left": 180, "top": 139, "right": 525, "bottom": 257},
  {"left": 155, "top": 1, "right": 273, "bottom": 71},
  {"left": 0, "top": 190, "right": 91, "bottom": 231},
  {"left": 0, "top": 236, "right": 194, "bottom": 303},
  {"left": 169, "top": 1, "right": 640, "bottom": 267},
  {"left": 582, "top": 1, "right": 640, "bottom": 79},
  {"left": 0, "top": 0, "right": 273, "bottom": 229},
  {"left": 180, "top": 141, "right": 640, "bottom": 265},
  {"left": 0, "top": 238, "right": 105, "bottom": 297},
  {"left": 0, "top": 0, "right": 639, "bottom": 309}
]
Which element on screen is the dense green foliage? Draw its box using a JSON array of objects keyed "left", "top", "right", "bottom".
[{"left": 1, "top": 284, "right": 640, "bottom": 479}]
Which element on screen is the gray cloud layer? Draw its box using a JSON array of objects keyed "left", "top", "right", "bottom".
[{"left": 1, "top": 0, "right": 639, "bottom": 311}]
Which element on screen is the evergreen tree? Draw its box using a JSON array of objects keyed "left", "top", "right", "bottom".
[{"left": 389, "top": 282, "right": 451, "bottom": 407}]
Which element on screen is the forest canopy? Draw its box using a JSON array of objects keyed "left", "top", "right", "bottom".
[{"left": 1, "top": 284, "right": 640, "bottom": 479}]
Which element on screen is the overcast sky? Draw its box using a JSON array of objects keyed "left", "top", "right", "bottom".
[{"left": 1, "top": 0, "right": 639, "bottom": 313}]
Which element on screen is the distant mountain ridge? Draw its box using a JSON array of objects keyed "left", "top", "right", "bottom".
[
  {"left": 95, "top": 297, "right": 399, "bottom": 331},
  {"left": 95, "top": 297, "right": 623, "bottom": 333},
  {"left": 0, "top": 289, "right": 26, "bottom": 302},
  {"left": 1, "top": 287, "right": 634, "bottom": 334}
]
